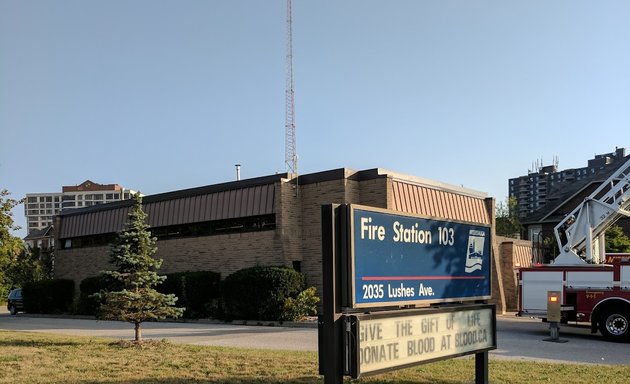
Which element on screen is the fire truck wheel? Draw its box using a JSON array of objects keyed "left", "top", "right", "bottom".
[{"left": 598, "top": 309, "right": 630, "bottom": 342}]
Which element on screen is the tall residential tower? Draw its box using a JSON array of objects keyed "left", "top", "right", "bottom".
[{"left": 508, "top": 147, "right": 628, "bottom": 217}]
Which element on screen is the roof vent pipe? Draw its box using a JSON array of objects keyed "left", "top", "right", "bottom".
[{"left": 235, "top": 164, "right": 241, "bottom": 181}]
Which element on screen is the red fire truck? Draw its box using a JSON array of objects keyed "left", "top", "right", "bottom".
[{"left": 518, "top": 158, "right": 630, "bottom": 342}]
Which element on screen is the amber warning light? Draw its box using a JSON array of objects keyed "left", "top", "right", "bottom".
[{"left": 547, "top": 291, "right": 561, "bottom": 323}]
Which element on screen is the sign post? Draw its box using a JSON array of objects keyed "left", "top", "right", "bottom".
[{"left": 319, "top": 204, "right": 344, "bottom": 384}]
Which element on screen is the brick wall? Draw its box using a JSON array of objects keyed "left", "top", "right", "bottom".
[
  {"left": 298, "top": 176, "right": 354, "bottom": 295},
  {"left": 497, "top": 236, "right": 533, "bottom": 311},
  {"left": 156, "top": 231, "right": 281, "bottom": 277},
  {"left": 359, "top": 177, "right": 389, "bottom": 208},
  {"left": 54, "top": 245, "right": 111, "bottom": 287},
  {"left": 55, "top": 231, "right": 280, "bottom": 289},
  {"left": 276, "top": 179, "right": 303, "bottom": 270}
]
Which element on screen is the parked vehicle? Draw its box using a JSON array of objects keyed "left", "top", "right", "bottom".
[
  {"left": 7, "top": 288, "right": 23, "bottom": 315},
  {"left": 518, "top": 158, "right": 630, "bottom": 342}
]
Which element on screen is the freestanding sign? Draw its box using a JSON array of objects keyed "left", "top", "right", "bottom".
[
  {"left": 351, "top": 206, "right": 491, "bottom": 308},
  {"left": 320, "top": 204, "right": 496, "bottom": 384}
]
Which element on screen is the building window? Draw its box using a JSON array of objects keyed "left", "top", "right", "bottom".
[
  {"left": 28, "top": 197, "right": 37, "bottom": 203},
  {"left": 106, "top": 193, "right": 114, "bottom": 200},
  {"left": 93, "top": 194, "right": 103, "bottom": 200},
  {"left": 150, "top": 214, "right": 277, "bottom": 241}
]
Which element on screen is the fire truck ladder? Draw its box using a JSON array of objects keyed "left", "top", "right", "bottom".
[{"left": 553, "top": 158, "right": 630, "bottom": 264}]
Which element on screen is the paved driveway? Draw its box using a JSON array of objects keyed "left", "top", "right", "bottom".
[
  {"left": 1, "top": 310, "right": 629, "bottom": 364},
  {"left": 0, "top": 311, "right": 317, "bottom": 351}
]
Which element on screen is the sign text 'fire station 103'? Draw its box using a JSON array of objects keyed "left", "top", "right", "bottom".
[
  {"left": 354, "top": 307, "right": 495, "bottom": 376},
  {"left": 351, "top": 207, "right": 491, "bottom": 307}
]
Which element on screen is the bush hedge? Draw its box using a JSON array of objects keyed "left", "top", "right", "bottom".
[
  {"left": 22, "top": 279, "right": 75, "bottom": 314},
  {"left": 158, "top": 271, "right": 221, "bottom": 318},
  {"left": 76, "top": 274, "right": 116, "bottom": 315},
  {"left": 222, "top": 266, "right": 306, "bottom": 320},
  {"left": 77, "top": 271, "right": 221, "bottom": 318}
]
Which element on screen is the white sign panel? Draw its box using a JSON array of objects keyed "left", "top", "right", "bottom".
[{"left": 355, "top": 306, "right": 495, "bottom": 376}]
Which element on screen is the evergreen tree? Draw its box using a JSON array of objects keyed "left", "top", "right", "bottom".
[{"left": 97, "top": 193, "right": 183, "bottom": 341}]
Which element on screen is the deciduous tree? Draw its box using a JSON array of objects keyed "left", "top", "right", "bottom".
[
  {"left": 495, "top": 197, "right": 522, "bottom": 238},
  {"left": 0, "top": 189, "right": 33, "bottom": 297},
  {"left": 606, "top": 225, "right": 630, "bottom": 253}
]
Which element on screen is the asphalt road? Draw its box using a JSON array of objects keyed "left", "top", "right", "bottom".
[{"left": 1, "top": 310, "right": 629, "bottom": 365}]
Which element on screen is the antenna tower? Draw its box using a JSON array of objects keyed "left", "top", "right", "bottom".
[{"left": 285, "top": 0, "right": 297, "bottom": 174}]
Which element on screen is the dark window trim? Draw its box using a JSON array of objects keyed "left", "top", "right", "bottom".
[{"left": 59, "top": 214, "right": 277, "bottom": 249}]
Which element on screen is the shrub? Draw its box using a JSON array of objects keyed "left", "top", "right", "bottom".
[
  {"left": 222, "top": 266, "right": 306, "bottom": 321},
  {"left": 281, "top": 286, "right": 320, "bottom": 321},
  {"left": 158, "top": 271, "right": 221, "bottom": 318},
  {"left": 22, "top": 279, "right": 75, "bottom": 314},
  {"left": 77, "top": 274, "right": 118, "bottom": 315}
]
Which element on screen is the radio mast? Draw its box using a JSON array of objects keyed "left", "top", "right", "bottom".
[{"left": 285, "top": 0, "right": 297, "bottom": 175}]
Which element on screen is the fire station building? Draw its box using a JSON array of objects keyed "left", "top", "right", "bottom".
[{"left": 53, "top": 167, "right": 499, "bottom": 306}]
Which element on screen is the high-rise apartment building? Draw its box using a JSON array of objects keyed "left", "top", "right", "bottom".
[
  {"left": 509, "top": 147, "right": 629, "bottom": 217},
  {"left": 25, "top": 180, "right": 137, "bottom": 234}
]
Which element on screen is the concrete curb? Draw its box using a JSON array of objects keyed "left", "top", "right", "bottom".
[{"left": 9, "top": 312, "right": 319, "bottom": 328}]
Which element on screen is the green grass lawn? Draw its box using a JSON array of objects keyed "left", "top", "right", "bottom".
[{"left": 0, "top": 330, "right": 628, "bottom": 384}]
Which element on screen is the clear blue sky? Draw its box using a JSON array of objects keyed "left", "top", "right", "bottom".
[{"left": 2, "top": 1, "right": 629, "bottom": 237}]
